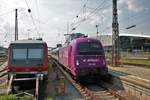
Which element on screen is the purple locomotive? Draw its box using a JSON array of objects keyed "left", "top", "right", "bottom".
[{"left": 53, "top": 36, "right": 108, "bottom": 80}]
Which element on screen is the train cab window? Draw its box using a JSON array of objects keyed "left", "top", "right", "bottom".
[
  {"left": 28, "top": 49, "right": 43, "bottom": 59},
  {"left": 13, "top": 49, "right": 27, "bottom": 59},
  {"left": 11, "top": 46, "right": 44, "bottom": 66},
  {"left": 78, "top": 42, "right": 102, "bottom": 55}
]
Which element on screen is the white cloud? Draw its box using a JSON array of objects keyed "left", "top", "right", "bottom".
[
  {"left": 118, "top": 9, "right": 122, "bottom": 15},
  {"left": 88, "top": 15, "right": 101, "bottom": 25},
  {"left": 119, "top": 0, "right": 144, "bottom": 12},
  {"left": 126, "top": 0, "right": 144, "bottom": 12},
  {"left": 102, "top": 9, "right": 111, "bottom": 14},
  {"left": 118, "top": 0, "right": 126, "bottom": 4}
]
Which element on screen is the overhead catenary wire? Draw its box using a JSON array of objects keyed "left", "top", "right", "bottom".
[
  {"left": 0, "top": 9, "right": 15, "bottom": 44},
  {"left": 75, "top": 0, "right": 89, "bottom": 19},
  {"left": 35, "top": 0, "right": 40, "bottom": 33},
  {"left": 70, "top": 0, "right": 110, "bottom": 32},
  {"left": 25, "top": 0, "right": 30, "bottom": 8},
  {"left": 0, "top": 10, "right": 15, "bottom": 17},
  {"left": 24, "top": 0, "right": 38, "bottom": 36},
  {"left": 86, "top": 0, "right": 107, "bottom": 19},
  {"left": 101, "top": 13, "right": 150, "bottom": 33},
  {"left": 70, "top": 0, "right": 90, "bottom": 27},
  {"left": 71, "top": 0, "right": 108, "bottom": 29},
  {"left": 119, "top": 0, "right": 146, "bottom": 30},
  {"left": 21, "top": 14, "right": 67, "bottom": 33}
]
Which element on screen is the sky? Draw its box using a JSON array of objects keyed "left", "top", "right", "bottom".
[{"left": 0, "top": 0, "right": 150, "bottom": 47}]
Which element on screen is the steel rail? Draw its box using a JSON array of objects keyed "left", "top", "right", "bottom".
[{"left": 51, "top": 56, "right": 129, "bottom": 100}]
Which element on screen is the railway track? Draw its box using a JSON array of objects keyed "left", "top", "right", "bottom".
[
  {"left": 51, "top": 57, "right": 132, "bottom": 100},
  {"left": 0, "top": 62, "right": 8, "bottom": 95},
  {"left": 6, "top": 74, "right": 43, "bottom": 100},
  {"left": 0, "top": 62, "right": 8, "bottom": 84},
  {"left": 106, "top": 59, "right": 150, "bottom": 68},
  {"left": 0, "top": 63, "right": 42, "bottom": 100}
]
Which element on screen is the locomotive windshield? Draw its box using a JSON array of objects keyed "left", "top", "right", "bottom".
[
  {"left": 78, "top": 42, "right": 102, "bottom": 55},
  {"left": 10, "top": 44, "right": 44, "bottom": 66},
  {"left": 13, "top": 49, "right": 42, "bottom": 59}
]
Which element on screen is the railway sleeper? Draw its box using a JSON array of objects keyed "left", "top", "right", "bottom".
[
  {"left": 75, "top": 84, "right": 82, "bottom": 89},
  {"left": 80, "top": 88, "right": 86, "bottom": 92},
  {"left": 94, "top": 95, "right": 117, "bottom": 100},
  {"left": 93, "top": 92, "right": 111, "bottom": 96},
  {"left": 94, "top": 90, "right": 108, "bottom": 94},
  {"left": 0, "top": 70, "right": 7, "bottom": 77},
  {"left": 85, "top": 97, "right": 92, "bottom": 100}
]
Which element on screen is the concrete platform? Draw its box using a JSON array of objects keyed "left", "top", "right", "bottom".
[
  {"left": 108, "top": 65, "right": 150, "bottom": 80},
  {"left": 108, "top": 65, "right": 150, "bottom": 92},
  {"left": 108, "top": 65, "right": 150, "bottom": 100}
]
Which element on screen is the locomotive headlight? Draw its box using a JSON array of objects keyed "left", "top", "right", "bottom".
[{"left": 76, "top": 60, "right": 79, "bottom": 66}]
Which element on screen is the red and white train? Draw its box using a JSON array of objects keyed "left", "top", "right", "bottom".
[{"left": 7, "top": 40, "right": 48, "bottom": 79}]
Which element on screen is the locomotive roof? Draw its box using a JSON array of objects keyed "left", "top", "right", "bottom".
[
  {"left": 72, "top": 37, "right": 99, "bottom": 42},
  {"left": 10, "top": 40, "right": 46, "bottom": 44}
]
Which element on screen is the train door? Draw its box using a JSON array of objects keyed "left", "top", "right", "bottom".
[{"left": 68, "top": 46, "right": 72, "bottom": 68}]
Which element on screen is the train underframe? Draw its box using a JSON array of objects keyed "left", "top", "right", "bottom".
[
  {"left": 72, "top": 67, "right": 108, "bottom": 82},
  {"left": 8, "top": 71, "right": 48, "bottom": 82}
]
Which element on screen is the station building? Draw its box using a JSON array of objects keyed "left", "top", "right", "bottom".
[{"left": 91, "top": 34, "right": 150, "bottom": 52}]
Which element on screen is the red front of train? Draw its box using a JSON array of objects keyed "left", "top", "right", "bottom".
[{"left": 7, "top": 40, "right": 48, "bottom": 78}]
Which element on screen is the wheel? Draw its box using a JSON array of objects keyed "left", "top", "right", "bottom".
[{"left": 43, "top": 75, "right": 48, "bottom": 81}]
